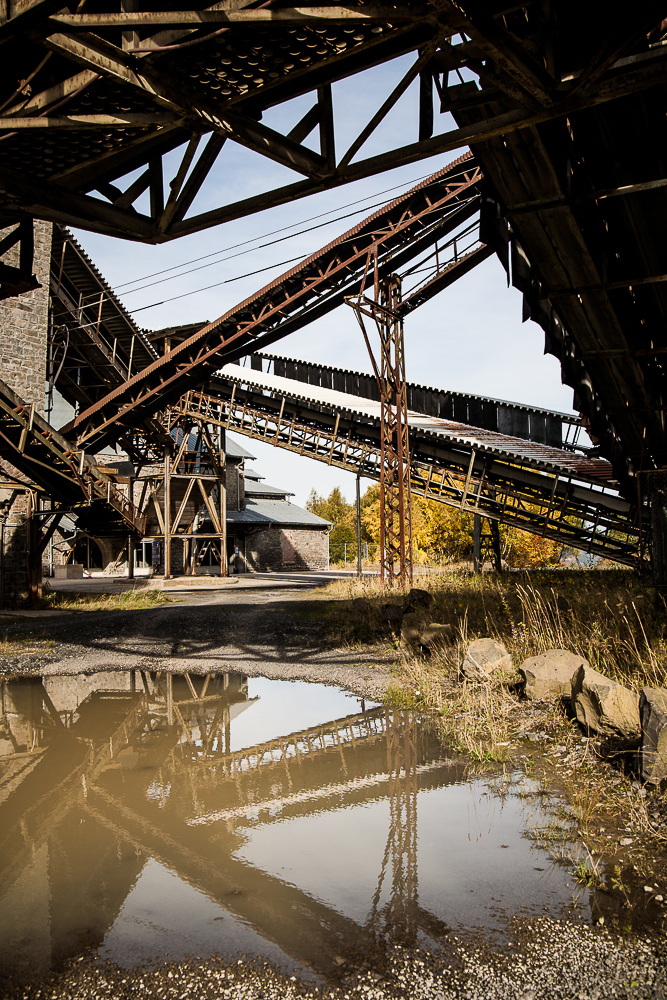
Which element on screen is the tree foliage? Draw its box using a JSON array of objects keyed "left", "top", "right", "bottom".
[{"left": 308, "top": 484, "right": 562, "bottom": 567}]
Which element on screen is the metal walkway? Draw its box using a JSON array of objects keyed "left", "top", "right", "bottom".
[{"left": 0, "top": 377, "right": 146, "bottom": 534}]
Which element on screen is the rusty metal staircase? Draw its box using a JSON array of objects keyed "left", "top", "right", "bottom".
[{"left": 0, "top": 376, "right": 145, "bottom": 534}]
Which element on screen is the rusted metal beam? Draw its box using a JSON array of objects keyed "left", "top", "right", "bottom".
[
  {"left": 0, "top": 113, "right": 178, "bottom": 128},
  {"left": 177, "top": 380, "right": 645, "bottom": 567},
  {"left": 63, "top": 156, "right": 482, "bottom": 447},
  {"left": 49, "top": 5, "right": 419, "bottom": 29}
]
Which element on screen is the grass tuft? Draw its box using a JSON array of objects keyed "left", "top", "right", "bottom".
[{"left": 39, "top": 588, "right": 173, "bottom": 612}]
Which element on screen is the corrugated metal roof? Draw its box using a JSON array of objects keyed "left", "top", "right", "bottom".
[
  {"left": 255, "top": 352, "right": 579, "bottom": 422},
  {"left": 219, "top": 363, "right": 615, "bottom": 485},
  {"left": 226, "top": 434, "right": 255, "bottom": 460},
  {"left": 227, "top": 499, "right": 331, "bottom": 528},
  {"left": 170, "top": 427, "right": 255, "bottom": 461}
]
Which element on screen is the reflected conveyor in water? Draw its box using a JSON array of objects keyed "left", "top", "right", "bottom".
[{"left": 0, "top": 671, "right": 570, "bottom": 985}]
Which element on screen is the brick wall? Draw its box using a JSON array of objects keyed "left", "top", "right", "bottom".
[
  {"left": 242, "top": 526, "right": 329, "bottom": 572},
  {"left": 226, "top": 458, "right": 243, "bottom": 511}
]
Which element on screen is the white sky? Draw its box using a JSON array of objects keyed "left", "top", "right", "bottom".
[{"left": 72, "top": 55, "right": 575, "bottom": 509}]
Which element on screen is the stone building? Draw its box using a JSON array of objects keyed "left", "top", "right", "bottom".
[
  {"left": 0, "top": 221, "right": 331, "bottom": 597},
  {"left": 227, "top": 471, "right": 331, "bottom": 573}
]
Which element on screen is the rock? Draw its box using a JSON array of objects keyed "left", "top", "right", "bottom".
[
  {"left": 571, "top": 664, "right": 641, "bottom": 738},
  {"left": 519, "top": 649, "right": 587, "bottom": 701},
  {"left": 421, "top": 623, "right": 452, "bottom": 651},
  {"left": 352, "top": 596, "right": 371, "bottom": 614},
  {"left": 405, "top": 588, "right": 433, "bottom": 610},
  {"left": 639, "top": 687, "right": 667, "bottom": 784},
  {"left": 381, "top": 603, "right": 403, "bottom": 630},
  {"left": 547, "top": 592, "right": 572, "bottom": 618},
  {"left": 461, "top": 638, "right": 512, "bottom": 681},
  {"left": 400, "top": 622, "right": 422, "bottom": 654}
]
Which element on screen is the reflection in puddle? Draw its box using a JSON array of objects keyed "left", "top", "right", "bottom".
[{"left": 0, "top": 671, "right": 581, "bottom": 984}]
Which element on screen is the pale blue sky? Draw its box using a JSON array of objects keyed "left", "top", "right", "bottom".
[{"left": 73, "top": 56, "right": 575, "bottom": 507}]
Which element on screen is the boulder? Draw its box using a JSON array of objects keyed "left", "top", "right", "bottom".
[
  {"left": 400, "top": 622, "right": 422, "bottom": 654},
  {"left": 406, "top": 588, "right": 433, "bottom": 610},
  {"left": 639, "top": 687, "right": 667, "bottom": 784},
  {"left": 421, "top": 623, "right": 452, "bottom": 651},
  {"left": 519, "top": 649, "right": 587, "bottom": 701},
  {"left": 381, "top": 603, "right": 404, "bottom": 631},
  {"left": 461, "top": 638, "right": 512, "bottom": 681},
  {"left": 571, "top": 664, "right": 641, "bottom": 738},
  {"left": 352, "top": 596, "right": 372, "bottom": 615}
]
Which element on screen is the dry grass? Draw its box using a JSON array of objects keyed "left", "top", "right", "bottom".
[
  {"left": 39, "top": 588, "right": 174, "bottom": 612},
  {"left": 318, "top": 568, "right": 667, "bottom": 690},
  {"left": 312, "top": 568, "right": 667, "bottom": 776}
]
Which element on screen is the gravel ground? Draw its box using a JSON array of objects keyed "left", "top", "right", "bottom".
[
  {"left": 0, "top": 587, "right": 392, "bottom": 701},
  {"left": 2, "top": 917, "right": 666, "bottom": 1000},
  {"left": 2, "top": 585, "right": 666, "bottom": 999}
]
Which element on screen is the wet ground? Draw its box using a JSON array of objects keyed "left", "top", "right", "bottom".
[
  {"left": 0, "top": 585, "right": 666, "bottom": 998},
  {"left": 0, "top": 584, "right": 392, "bottom": 699}
]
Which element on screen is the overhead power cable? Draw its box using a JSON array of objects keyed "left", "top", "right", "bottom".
[
  {"left": 128, "top": 196, "right": 478, "bottom": 317},
  {"left": 113, "top": 168, "right": 436, "bottom": 294}
]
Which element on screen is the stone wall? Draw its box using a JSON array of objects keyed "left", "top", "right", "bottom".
[
  {"left": 242, "top": 526, "right": 329, "bottom": 572},
  {"left": 0, "top": 221, "right": 52, "bottom": 411},
  {"left": 0, "top": 222, "right": 52, "bottom": 606}
]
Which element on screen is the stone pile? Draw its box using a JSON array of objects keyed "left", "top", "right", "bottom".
[
  {"left": 373, "top": 588, "right": 667, "bottom": 785},
  {"left": 459, "top": 637, "right": 667, "bottom": 785}
]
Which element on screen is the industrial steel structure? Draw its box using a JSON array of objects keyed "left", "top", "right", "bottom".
[
  {"left": 0, "top": 153, "right": 655, "bottom": 585},
  {"left": 1, "top": 0, "right": 667, "bottom": 584}
]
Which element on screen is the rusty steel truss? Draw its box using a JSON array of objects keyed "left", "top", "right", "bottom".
[
  {"left": 0, "top": 375, "right": 146, "bottom": 534},
  {"left": 349, "top": 274, "right": 413, "bottom": 584},
  {"left": 176, "top": 374, "right": 645, "bottom": 567},
  {"left": 62, "top": 154, "right": 483, "bottom": 451},
  {"left": 0, "top": 4, "right": 665, "bottom": 245}
]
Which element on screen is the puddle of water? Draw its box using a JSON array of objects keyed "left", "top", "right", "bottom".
[{"left": 0, "top": 670, "right": 591, "bottom": 985}]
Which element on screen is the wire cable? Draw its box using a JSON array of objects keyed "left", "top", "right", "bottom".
[{"left": 113, "top": 168, "right": 438, "bottom": 293}]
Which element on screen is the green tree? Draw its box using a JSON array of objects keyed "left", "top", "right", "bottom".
[{"left": 307, "top": 487, "right": 357, "bottom": 562}]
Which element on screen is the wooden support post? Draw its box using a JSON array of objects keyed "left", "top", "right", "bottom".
[
  {"left": 166, "top": 672, "right": 174, "bottom": 727},
  {"left": 26, "top": 491, "right": 42, "bottom": 608},
  {"left": 127, "top": 535, "right": 135, "bottom": 580},
  {"left": 356, "top": 473, "right": 363, "bottom": 578},
  {"left": 163, "top": 445, "right": 171, "bottom": 580},
  {"left": 219, "top": 426, "right": 227, "bottom": 576}
]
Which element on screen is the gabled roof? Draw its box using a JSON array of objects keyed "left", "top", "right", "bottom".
[
  {"left": 227, "top": 499, "right": 331, "bottom": 528},
  {"left": 244, "top": 480, "right": 293, "bottom": 498}
]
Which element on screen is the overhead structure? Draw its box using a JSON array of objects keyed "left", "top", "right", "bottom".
[
  {"left": 251, "top": 353, "right": 584, "bottom": 451},
  {"left": 62, "top": 154, "right": 484, "bottom": 450},
  {"left": 349, "top": 273, "right": 413, "bottom": 584},
  {"left": 1, "top": 3, "right": 663, "bottom": 245},
  {"left": 0, "top": 2, "right": 666, "bottom": 548},
  {"left": 178, "top": 364, "right": 644, "bottom": 567},
  {"left": 0, "top": 375, "right": 146, "bottom": 536}
]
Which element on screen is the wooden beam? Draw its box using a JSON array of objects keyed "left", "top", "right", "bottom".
[{"left": 436, "top": 0, "right": 555, "bottom": 106}]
